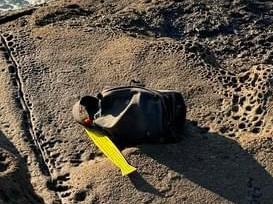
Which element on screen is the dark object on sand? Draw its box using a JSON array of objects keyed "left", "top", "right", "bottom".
[{"left": 72, "top": 86, "right": 186, "bottom": 146}]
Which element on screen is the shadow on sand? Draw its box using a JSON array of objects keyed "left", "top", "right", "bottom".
[
  {"left": 130, "top": 120, "right": 273, "bottom": 203},
  {"left": 0, "top": 129, "right": 44, "bottom": 204}
]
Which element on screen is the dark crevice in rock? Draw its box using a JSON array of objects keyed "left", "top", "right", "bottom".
[
  {"left": 0, "top": 8, "right": 35, "bottom": 25},
  {"left": 35, "top": 5, "right": 93, "bottom": 26}
]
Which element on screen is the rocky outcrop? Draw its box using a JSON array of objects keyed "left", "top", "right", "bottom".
[{"left": 0, "top": 0, "right": 273, "bottom": 203}]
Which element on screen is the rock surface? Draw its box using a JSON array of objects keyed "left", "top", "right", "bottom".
[{"left": 0, "top": 0, "right": 273, "bottom": 203}]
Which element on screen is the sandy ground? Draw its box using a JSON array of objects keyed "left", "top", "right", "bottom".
[{"left": 0, "top": 0, "right": 273, "bottom": 203}]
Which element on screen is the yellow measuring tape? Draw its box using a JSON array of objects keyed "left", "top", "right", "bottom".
[{"left": 85, "top": 128, "right": 137, "bottom": 176}]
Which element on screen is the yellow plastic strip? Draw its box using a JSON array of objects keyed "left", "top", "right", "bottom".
[{"left": 85, "top": 128, "right": 137, "bottom": 176}]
